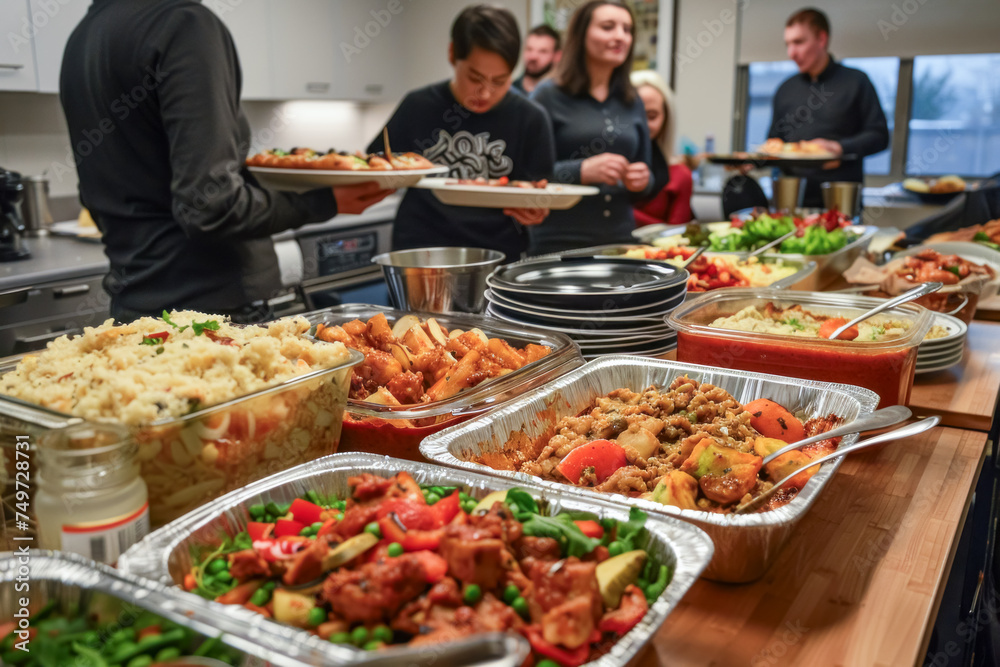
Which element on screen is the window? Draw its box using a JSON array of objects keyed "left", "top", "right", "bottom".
[
  {"left": 744, "top": 57, "right": 899, "bottom": 176},
  {"left": 907, "top": 54, "right": 1000, "bottom": 177}
]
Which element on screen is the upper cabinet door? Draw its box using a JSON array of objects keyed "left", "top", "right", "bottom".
[
  {"left": 267, "top": 0, "right": 338, "bottom": 99},
  {"left": 0, "top": 0, "right": 39, "bottom": 91},
  {"left": 31, "top": 0, "right": 91, "bottom": 93},
  {"left": 327, "top": 0, "right": 404, "bottom": 101},
  {"left": 207, "top": 0, "right": 272, "bottom": 100}
]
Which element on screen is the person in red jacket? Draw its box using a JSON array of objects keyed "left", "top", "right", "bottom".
[{"left": 630, "top": 70, "right": 693, "bottom": 227}]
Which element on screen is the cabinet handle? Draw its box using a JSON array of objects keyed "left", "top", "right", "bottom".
[
  {"left": 0, "top": 63, "right": 25, "bottom": 71},
  {"left": 53, "top": 284, "right": 91, "bottom": 298},
  {"left": 306, "top": 82, "right": 330, "bottom": 94}
]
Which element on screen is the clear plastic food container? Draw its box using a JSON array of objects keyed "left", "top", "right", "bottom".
[
  {"left": 304, "top": 305, "right": 583, "bottom": 461},
  {"left": 0, "top": 344, "right": 363, "bottom": 538},
  {"left": 667, "top": 288, "right": 933, "bottom": 408}
]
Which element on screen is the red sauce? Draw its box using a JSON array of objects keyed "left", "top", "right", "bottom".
[
  {"left": 337, "top": 412, "right": 479, "bottom": 461},
  {"left": 676, "top": 331, "right": 918, "bottom": 408}
]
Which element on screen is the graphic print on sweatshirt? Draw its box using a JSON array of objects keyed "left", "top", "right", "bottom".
[{"left": 424, "top": 130, "right": 513, "bottom": 179}]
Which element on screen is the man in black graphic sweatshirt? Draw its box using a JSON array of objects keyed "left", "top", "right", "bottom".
[{"left": 368, "top": 5, "right": 556, "bottom": 263}]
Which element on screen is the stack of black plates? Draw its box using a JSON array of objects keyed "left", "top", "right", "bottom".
[{"left": 485, "top": 256, "right": 688, "bottom": 359}]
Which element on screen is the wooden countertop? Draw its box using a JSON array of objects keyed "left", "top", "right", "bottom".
[
  {"left": 643, "top": 426, "right": 989, "bottom": 667},
  {"left": 909, "top": 320, "right": 1000, "bottom": 431}
]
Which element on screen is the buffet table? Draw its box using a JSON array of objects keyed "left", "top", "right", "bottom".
[
  {"left": 646, "top": 426, "right": 988, "bottom": 666},
  {"left": 650, "top": 315, "right": 1000, "bottom": 666},
  {"left": 909, "top": 321, "right": 1000, "bottom": 431}
]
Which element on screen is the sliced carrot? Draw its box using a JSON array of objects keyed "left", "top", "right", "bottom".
[
  {"left": 743, "top": 398, "right": 806, "bottom": 443},
  {"left": 818, "top": 317, "right": 859, "bottom": 340}
]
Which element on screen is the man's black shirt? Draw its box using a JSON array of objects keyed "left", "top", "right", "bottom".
[
  {"left": 368, "top": 80, "right": 555, "bottom": 262},
  {"left": 60, "top": 0, "right": 336, "bottom": 316},
  {"left": 768, "top": 58, "right": 889, "bottom": 207}
]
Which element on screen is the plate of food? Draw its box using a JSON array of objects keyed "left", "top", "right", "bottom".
[
  {"left": 707, "top": 140, "right": 855, "bottom": 169},
  {"left": 412, "top": 177, "right": 599, "bottom": 209},
  {"left": 247, "top": 147, "right": 448, "bottom": 190},
  {"left": 926, "top": 218, "right": 1000, "bottom": 251},
  {"left": 902, "top": 175, "right": 967, "bottom": 203}
]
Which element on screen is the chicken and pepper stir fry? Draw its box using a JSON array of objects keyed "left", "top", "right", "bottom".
[
  {"left": 315, "top": 314, "right": 551, "bottom": 416},
  {"left": 185, "top": 474, "right": 667, "bottom": 666},
  {"left": 480, "top": 376, "right": 841, "bottom": 513}
]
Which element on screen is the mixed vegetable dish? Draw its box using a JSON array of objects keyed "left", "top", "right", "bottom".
[
  {"left": 183, "top": 473, "right": 668, "bottom": 666},
  {"left": 478, "top": 376, "right": 843, "bottom": 513},
  {"left": 0, "top": 599, "right": 241, "bottom": 667}
]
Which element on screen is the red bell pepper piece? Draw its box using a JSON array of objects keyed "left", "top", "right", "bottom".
[
  {"left": 556, "top": 440, "right": 629, "bottom": 485},
  {"left": 376, "top": 499, "right": 438, "bottom": 530},
  {"left": 573, "top": 520, "right": 604, "bottom": 539},
  {"left": 247, "top": 521, "right": 274, "bottom": 542},
  {"left": 379, "top": 514, "right": 444, "bottom": 552},
  {"left": 137, "top": 625, "right": 161, "bottom": 640},
  {"left": 428, "top": 491, "right": 461, "bottom": 526},
  {"left": 521, "top": 625, "right": 592, "bottom": 667},
  {"left": 183, "top": 573, "right": 198, "bottom": 591},
  {"left": 598, "top": 584, "right": 649, "bottom": 635},
  {"left": 143, "top": 331, "right": 169, "bottom": 344},
  {"left": 253, "top": 536, "right": 309, "bottom": 562},
  {"left": 273, "top": 518, "right": 306, "bottom": 538},
  {"left": 289, "top": 498, "right": 324, "bottom": 525}
]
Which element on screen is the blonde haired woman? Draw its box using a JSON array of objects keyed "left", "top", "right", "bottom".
[{"left": 630, "top": 70, "right": 693, "bottom": 226}]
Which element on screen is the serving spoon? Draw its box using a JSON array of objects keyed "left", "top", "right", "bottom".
[
  {"left": 734, "top": 416, "right": 940, "bottom": 514},
  {"left": 760, "top": 405, "right": 911, "bottom": 465},
  {"left": 826, "top": 281, "right": 942, "bottom": 340},
  {"left": 747, "top": 229, "right": 796, "bottom": 257},
  {"left": 679, "top": 245, "right": 707, "bottom": 269}
]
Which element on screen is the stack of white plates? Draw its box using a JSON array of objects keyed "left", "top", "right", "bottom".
[
  {"left": 915, "top": 313, "right": 967, "bottom": 374},
  {"left": 485, "top": 256, "right": 688, "bottom": 360}
]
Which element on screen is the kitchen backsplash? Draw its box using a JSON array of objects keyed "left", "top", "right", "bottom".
[{"left": 0, "top": 92, "right": 397, "bottom": 201}]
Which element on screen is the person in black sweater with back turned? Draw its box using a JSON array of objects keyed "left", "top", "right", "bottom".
[
  {"left": 367, "top": 5, "right": 555, "bottom": 264},
  {"left": 60, "top": 0, "right": 392, "bottom": 323},
  {"left": 767, "top": 8, "right": 889, "bottom": 208}
]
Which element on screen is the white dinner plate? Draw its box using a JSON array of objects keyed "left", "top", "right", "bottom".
[
  {"left": 249, "top": 165, "right": 448, "bottom": 191},
  {"left": 918, "top": 344, "right": 966, "bottom": 362},
  {"left": 413, "top": 178, "right": 599, "bottom": 210},
  {"left": 915, "top": 349, "right": 965, "bottom": 372}
]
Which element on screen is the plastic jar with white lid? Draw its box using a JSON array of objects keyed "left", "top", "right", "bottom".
[{"left": 35, "top": 424, "right": 149, "bottom": 564}]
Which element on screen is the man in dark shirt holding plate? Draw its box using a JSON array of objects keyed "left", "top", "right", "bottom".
[{"left": 767, "top": 8, "right": 890, "bottom": 208}]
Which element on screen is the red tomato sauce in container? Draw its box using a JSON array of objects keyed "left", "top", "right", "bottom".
[{"left": 667, "top": 289, "right": 932, "bottom": 408}]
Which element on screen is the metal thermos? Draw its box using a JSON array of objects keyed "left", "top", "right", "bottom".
[{"left": 22, "top": 175, "right": 53, "bottom": 237}]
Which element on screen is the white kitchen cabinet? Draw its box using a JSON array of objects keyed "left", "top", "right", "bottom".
[
  {"left": 31, "top": 0, "right": 91, "bottom": 93},
  {"left": 327, "top": 0, "right": 404, "bottom": 101},
  {"left": 206, "top": 0, "right": 272, "bottom": 100},
  {"left": 267, "top": 0, "right": 339, "bottom": 99},
  {"left": 0, "top": 0, "right": 39, "bottom": 91},
  {"left": 265, "top": 0, "right": 403, "bottom": 101}
]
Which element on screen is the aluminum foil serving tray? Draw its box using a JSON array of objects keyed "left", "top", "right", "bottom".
[
  {"left": 420, "top": 356, "right": 879, "bottom": 583},
  {"left": 119, "top": 452, "right": 714, "bottom": 667}
]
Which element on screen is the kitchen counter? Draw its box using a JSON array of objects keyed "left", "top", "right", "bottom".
[
  {"left": 0, "top": 234, "right": 109, "bottom": 292},
  {"left": 0, "top": 196, "right": 401, "bottom": 293}
]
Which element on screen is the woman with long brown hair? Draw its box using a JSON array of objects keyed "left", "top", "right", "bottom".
[{"left": 527, "top": 0, "right": 653, "bottom": 255}]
